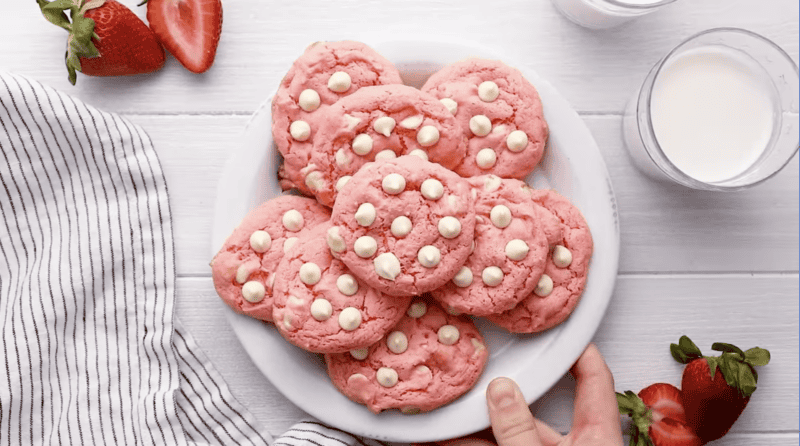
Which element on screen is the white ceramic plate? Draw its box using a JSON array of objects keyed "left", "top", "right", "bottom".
[{"left": 211, "top": 39, "right": 620, "bottom": 443}]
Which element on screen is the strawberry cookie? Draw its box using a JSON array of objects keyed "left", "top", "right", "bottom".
[
  {"left": 325, "top": 298, "right": 489, "bottom": 414},
  {"left": 211, "top": 195, "right": 331, "bottom": 322},
  {"left": 304, "top": 84, "right": 468, "bottom": 207},
  {"left": 272, "top": 41, "right": 403, "bottom": 195},
  {"left": 421, "top": 58, "right": 548, "bottom": 179},
  {"left": 328, "top": 156, "right": 476, "bottom": 297},
  {"left": 431, "top": 176, "right": 549, "bottom": 316},
  {"left": 272, "top": 224, "right": 411, "bottom": 353},
  {"left": 488, "top": 190, "right": 593, "bottom": 333}
]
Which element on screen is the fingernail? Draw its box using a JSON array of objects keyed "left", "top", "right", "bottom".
[{"left": 487, "top": 377, "right": 517, "bottom": 409}]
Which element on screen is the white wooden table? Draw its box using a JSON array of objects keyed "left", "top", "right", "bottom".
[{"left": 3, "top": 0, "right": 798, "bottom": 444}]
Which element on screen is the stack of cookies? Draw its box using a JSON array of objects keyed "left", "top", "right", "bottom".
[{"left": 211, "top": 41, "right": 593, "bottom": 415}]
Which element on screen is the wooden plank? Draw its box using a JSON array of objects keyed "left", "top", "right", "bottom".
[
  {"left": 126, "top": 115, "right": 799, "bottom": 276},
  {"left": 3, "top": 0, "right": 796, "bottom": 114},
  {"left": 176, "top": 275, "right": 799, "bottom": 437}
]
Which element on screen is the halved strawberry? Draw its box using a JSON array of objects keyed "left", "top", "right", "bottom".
[
  {"left": 142, "top": 0, "right": 222, "bottom": 73},
  {"left": 671, "top": 335, "right": 770, "bottom": 443},
  {"left": 617, "top": 383, "right": 702, "bottom": 446}
]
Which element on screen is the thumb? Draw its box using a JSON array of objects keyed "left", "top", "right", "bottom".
[{"left": 486, "top": 378, "right": 542, "bottom": 446}]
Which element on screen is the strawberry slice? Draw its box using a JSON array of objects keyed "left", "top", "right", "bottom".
[
  {"left": 617, "top": 383, "right": 702, "bottom": 446},
  {"left": 143, "top": 0, "right": 222, "bottom": 73},
  {"left": 671, "top": 335, "right": 771, "bottom": 443}
]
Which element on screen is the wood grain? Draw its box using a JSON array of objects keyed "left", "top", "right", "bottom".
[
  {"left": 127, "top": 114, "right": 800, "bottom": 276},
  {"left": 177, "top": 275, "right": 799, "bottom": 438},
  {"left": 4, "top": 0, "right": 796, "bottom": 114}
]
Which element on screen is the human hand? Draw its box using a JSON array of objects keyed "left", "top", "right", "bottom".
[{"left": 438, "top": 343, "right": 623, "bottom": 446}]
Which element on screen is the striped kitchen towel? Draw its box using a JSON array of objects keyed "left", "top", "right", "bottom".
[{"left": 0, "top": 71, "right": 274, "bottom": 446}]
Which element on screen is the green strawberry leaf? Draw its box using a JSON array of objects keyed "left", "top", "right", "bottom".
[
  {"left": 79, "top": 0, "right": 105, "bottom": 14},
  {"left": 712, "top": 342, "right": 746, "bottom": 359},
  {"left": 707, "top": 357, "right": 719, "bottom": 380},
  {"left": 671, "top": 335, "right": 703, "bottom": 363},
  {"left": 37, "top": 0, "right": 72, "bottom": 31},
  {"left": 738, "top": 364, "right": 758, "bottom": 397},
  {"left": 617, "top": 391, "right": 644, "bottom": 414},
  {"left": 41, "top": 0, "right": 79, "bottom": 13},
  {"left": 670, "top": 343, "right": 689, "bottom": 364},
  {"left": 744, "top": 347, "right": 771, "bottom": 366}
]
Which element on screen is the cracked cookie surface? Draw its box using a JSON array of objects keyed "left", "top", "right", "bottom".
[
  {"left": 211, "top": 195, "right": 331, "bottom": 321},
  {"left": 272, "top": 223, "right": 411, "bottom": 353},
  {"left": 325, "top": 298, "right": 489, "bottom": 414},
  {"left": 488, "top": 189, "right": 593, "bottom": 333}
]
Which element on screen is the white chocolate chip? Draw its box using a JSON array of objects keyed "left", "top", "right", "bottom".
[
  {"left": 471, "top": 338, "right": 486, "bottom": 354},
  {"left": 476, "top": 148, "right": 497, "bottom": 169},
  {"left": 505, "top": 239, "right": 530, "bottom": 261},
  {"left": 417, "top": 245, "right": 441, "bottom": 268},
  {"left": 299, "top": 262, "right": 322, "bottom": 285},
  {"left": 336, "top": 274, "right": 359, "bottom": 296},
  {"left": 373, "top": 116, "right": 396, "bottom": 137},
  {"left": 335, "top": 148, "right": 352, "bottom": 167},
  {"left": 326, "top": 226, "right": 346, "bottom": 253},
  {"left": 534, "top": 274, "right": 554, "bottom": 297},
  {"left": 390, "top": 216, "right": 412, "bottom": 237},
  {"left": 438, "top": 325, "right": 460, "bottom": 345},
  {"left": 470, "top": 240, "right": 476, "bottom": 254},
  {"left": 437, "top": 216, "right": 462, "bottom": 239},
  {"left": 328, "top": 71, "right": 351, "bottom": 92},
  {"left": 490, "top": 205, "right": 512, "bottom": 228},
  {"left": 282, "top": 210, "right": 304, "bottom": 231},
  {"left": 452, "top": 266, "right": 473, "bottom": 288},
  {"left": 310, "top": 298, "right": 333, "bottom": 321},
  {"left": 350, "top": 348, "right": 369, "bottom": 360},
  {"left": 374, "top": 253, "right": 401, "bottom": 280},
  {"left": 386, "top": 331, "right": 408, "bottom": 354},
  {"left": 298, "top": 89, "right": 320, "bottom": 112},
  {"left": 352, "top": 133, "right": 373, "bottom": 156},
  {"left": 448, "top": 195, "right": 462, "bottom": 213},
  {"left": 420, "top": 179, "right": 444, "bottom": 200},
  {"left": 344, "top": 114, "right": 361, "bottom": 131},
  {"left": 506, "top": 130, "right": 529, "bottom": 152},
  {"left": 355, "top": 202, "right": 376, "bottom": 227},
  {"left": 267, "top": 274, "right": 276, "bottom": 290},
  {"left": 469, "top": 115, "right": 492, "bottom": 137},
  {"left": 552, "top": 245, "right": 573, "bottom": 268},
  {"left": 354, "top": 236, "right": 377, "bottom": 258},
  {"left": 249, "top": 230, "right": 271, "bottom": 253},
  {"left": 478, "top": 81, "right": 500, "bottom": 102},
  {"left": 440, "top": 98, "right": 457, "bottom": 115},
  {"left": 241, "top": 281, "right": 266, "bottom": 303},
  {"left": 335, "top": 175, "right": 352, "bottom": 191},
  {"left": 482, "top": 266, "right": 504, "bottom": 287},
  {"left": 289, "top": 120, "right": 311, "bottom": 141},
  {"left": 406, "top": 302, "right": 427, "bottom": 318},
  {"left": 282, "top": 237, "right": 298, "bottom": 253},
  {"left": 283, "top": 312, "right": 293, "bottom": 329},
  {"left": 407, "top": 149, "right": 429, "bottom": 161},
  {"left": 287, "top": 295, "right": 304, "bottom": 308},
  {"left": 338, "top": 307, "right": 362, "bottom": 331},
  {"left": 416, "top": 125, "right": 440, "bottom": 147},
  {"left": 400, "top": 115, "right": 423, "bottom": 129},
  {"left": 235, "top": 263, "right": 256, "bottom": 284},
  {"left": 375, "top": 149, "right": 397, "bottom": 160},
  {"left": 483, "top": 175, "right": 502, "bottom": 192},
  {"left": 376, "top": 367, "right": 398, "bottom": 387},
  {"left": 382, "top": 173, "right": 406, "bottom": 195},
  {"left": 304, "top": 171, "right": 324, "bottom": 191}
]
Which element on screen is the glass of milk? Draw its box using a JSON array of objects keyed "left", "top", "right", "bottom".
[
  {"left": 551, "top": 0, "right": 677, "bottom": 29},
  {"left": 623, "top": 28, "right": 799, "bottom": 190}
]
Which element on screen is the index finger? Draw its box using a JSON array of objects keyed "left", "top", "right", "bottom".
[{"left": 570, "top": 343, "right": 621, "bottom": 431}]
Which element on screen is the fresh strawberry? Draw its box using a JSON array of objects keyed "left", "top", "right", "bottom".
[
  {"left": 671, "top": 335, "right": 771, "bottom": 443},
  {"left": 142, "top": 0, "right": 222, "bottom": 73},
  {"left": 617, "top": 383, "right": 703, "bottom": 446},
  {"left": 38, "top": 0, "right": 165, "bottom": 85}
]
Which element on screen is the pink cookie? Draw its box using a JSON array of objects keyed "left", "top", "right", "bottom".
[
  {"left": 325, "top": 298, "right": 489, "bottom": 414},
  {"left": 488, "top": 190, "right": 593, "bottom": 333},
  {"left": 328, "top": 156, "right": 476, "bottom": 297},
  {"left": 421, "top": 58, "right": 548, "bottom": 179},
  {"left": 211, "top": 195, "right": 331, "bottom": 322},
  {"left": 272, "top": 41, "right": 403, "bottom": 195},
  {"left": 431, "top": 176, "right": 549, "bottom": 316},
  {"left": 272, "top": 223, "right": 411, "bottom": 353},
  {"left": 303, "top": 84, "right": 468, "bottom": 207}
]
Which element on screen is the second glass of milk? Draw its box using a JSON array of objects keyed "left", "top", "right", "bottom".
[
  {"left": 551, "top": 0, "right": 677, "bottom": 29},
  {"left": 623, "top": 28, "right": 799, "bottom": 190}
]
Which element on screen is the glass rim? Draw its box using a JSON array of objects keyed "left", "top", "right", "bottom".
[
  {"left": 601, "top": 0, "right": 678, "bottom": 10},
  {"left": 638, "top": 27, "right": 800, "bottom": 190}
]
